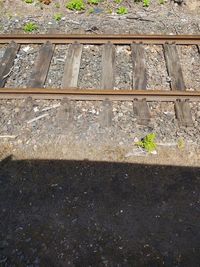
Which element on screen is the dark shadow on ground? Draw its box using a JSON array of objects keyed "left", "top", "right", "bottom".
[{"left": 0, "top": 156, "right": 200, "bottom": 267}]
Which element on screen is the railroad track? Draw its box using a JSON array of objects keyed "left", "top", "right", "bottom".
[{"left": 0, "top": 34, "right": 200, "bottom": 126}]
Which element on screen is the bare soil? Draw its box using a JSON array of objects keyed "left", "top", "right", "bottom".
[{"left": 0, "top": 156, "right": 200, "bottom": 266}]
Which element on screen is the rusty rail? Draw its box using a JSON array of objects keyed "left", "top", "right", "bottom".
[
  {"left": 0, "top": 88, "right": 199, "bottom": 101},
  {"left": 0, "top": 34, "right": 200, "bottom": 44}
]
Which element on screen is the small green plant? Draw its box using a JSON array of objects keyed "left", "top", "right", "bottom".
[
  {"left": 55, "top": 2, "right": 60, "bottom": 8},
  {"left": 159, "top": 0, "right": 165, "bottom": 4},
  {"left": 115, "top": 0, "right": 122, "bottom": 3},
  {"left": 66, "top": 0, "right": 85, "bottom": 11},
  {"left": 107, "top": 8, "right": 113, "bottom": 14},
  {"left": 53, "top": 13, "right": 62, "bottom": 21},
  {"left": 7, "top": 13, "right": 13, "bottom": 19},
  {"left": 0, "top": 0, "right": 4, "bottom": 8},
  {"left": 88, "top": 7, "right": 94, "bottom": 13},
  {"left": 143, "top": 0, "right": 150, "bottom": 7},
  {"left": 177, "top": 138, "right": 185, "bottom": 149},
  {"left": 136, "top": 133, "right": 157, "bottom": 153},
  {"left": 116, "top": 6, "right": 127, "bottom": 15},
  {"left": 24, "top": 0, "right": 34, "bottom": 3},
  {"left": 23, "top": 22, "right": 38, "bottom": 32},
  {"left": 88, "top": 0, "right": 99, "bottom": 4}
]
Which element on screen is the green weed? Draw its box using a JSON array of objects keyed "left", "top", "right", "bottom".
[
  {"left": 116, "top": 6, "right": 127, "bottom": 15},
  {"left": 88, "top": 7, "right": 95, "bottom": 13},
  {"left": 143, "top": 0, "right": 150, "bottom": 7},
  {"left": 54, "top": 2, "right": 60, "bottom": 8},
  {"left": 53, "top": 13, "right": 62, "bottom": 21},
  {"left": 66, "top": 0, "right": 85, "bottom": 11},
  {"left": 107, "top": 8, "right": 113, "bottom": 14},
  {"left": 177, "top": 138, "right": 185, "bottom": 149},
  {"left": 88, "top": 0, "right": 99, "bottom": 4},
  {"left": 0, "top": 0, "right": 4, "bottom": 7},
  {"left": 23, "top": 22, "right": 38, "bottom": 32},
  {"left": 136, "top": 133, "right": 157, "bottom": 153},
  {"left": 24, "top": 0, "right": 34, "bottom": 3}
]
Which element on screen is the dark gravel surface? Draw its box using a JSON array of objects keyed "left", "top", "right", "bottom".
[{"left": 0, "top": 157, "right": 200, "bottom": 267}]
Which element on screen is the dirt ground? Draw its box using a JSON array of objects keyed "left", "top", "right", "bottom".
[
  {"left": 0, "top": 0, "right": 200, "bottom": 18},
  {"left": 0, "top": 157, "right": 200, "bottom": 266}
]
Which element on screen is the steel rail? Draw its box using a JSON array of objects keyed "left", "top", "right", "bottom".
[
  {"left": 0, "top": 34, "right": 200, "bottom": 45},
  {"left": 0, "top": 88, "right": 200, "bottom": 101}
]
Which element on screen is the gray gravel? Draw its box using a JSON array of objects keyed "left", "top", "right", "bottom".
[
  {"left": 78, "top": 45, "right": 102, "bottom": 89},
  {"left": 145, "top": 45, "right": 171, "bottom": 90},
  {"left": 45, "top": 45, "right": 68, "bottom": 88},
  {"left": 5, "top": 45, "right": 39, "bottom": 88},
  {"left": 0, "top": 98, "right": 199, "bottom": 148},
  {"left": 115, "top": 46, "right": 132, "bottom": 90},
  {"left": 177, "top": 45, "right": 200, "bottom": 91}
]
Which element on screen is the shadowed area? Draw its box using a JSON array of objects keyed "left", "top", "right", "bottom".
[{"left": 0, "top": 157, "right": 200, "bottom": 266}]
